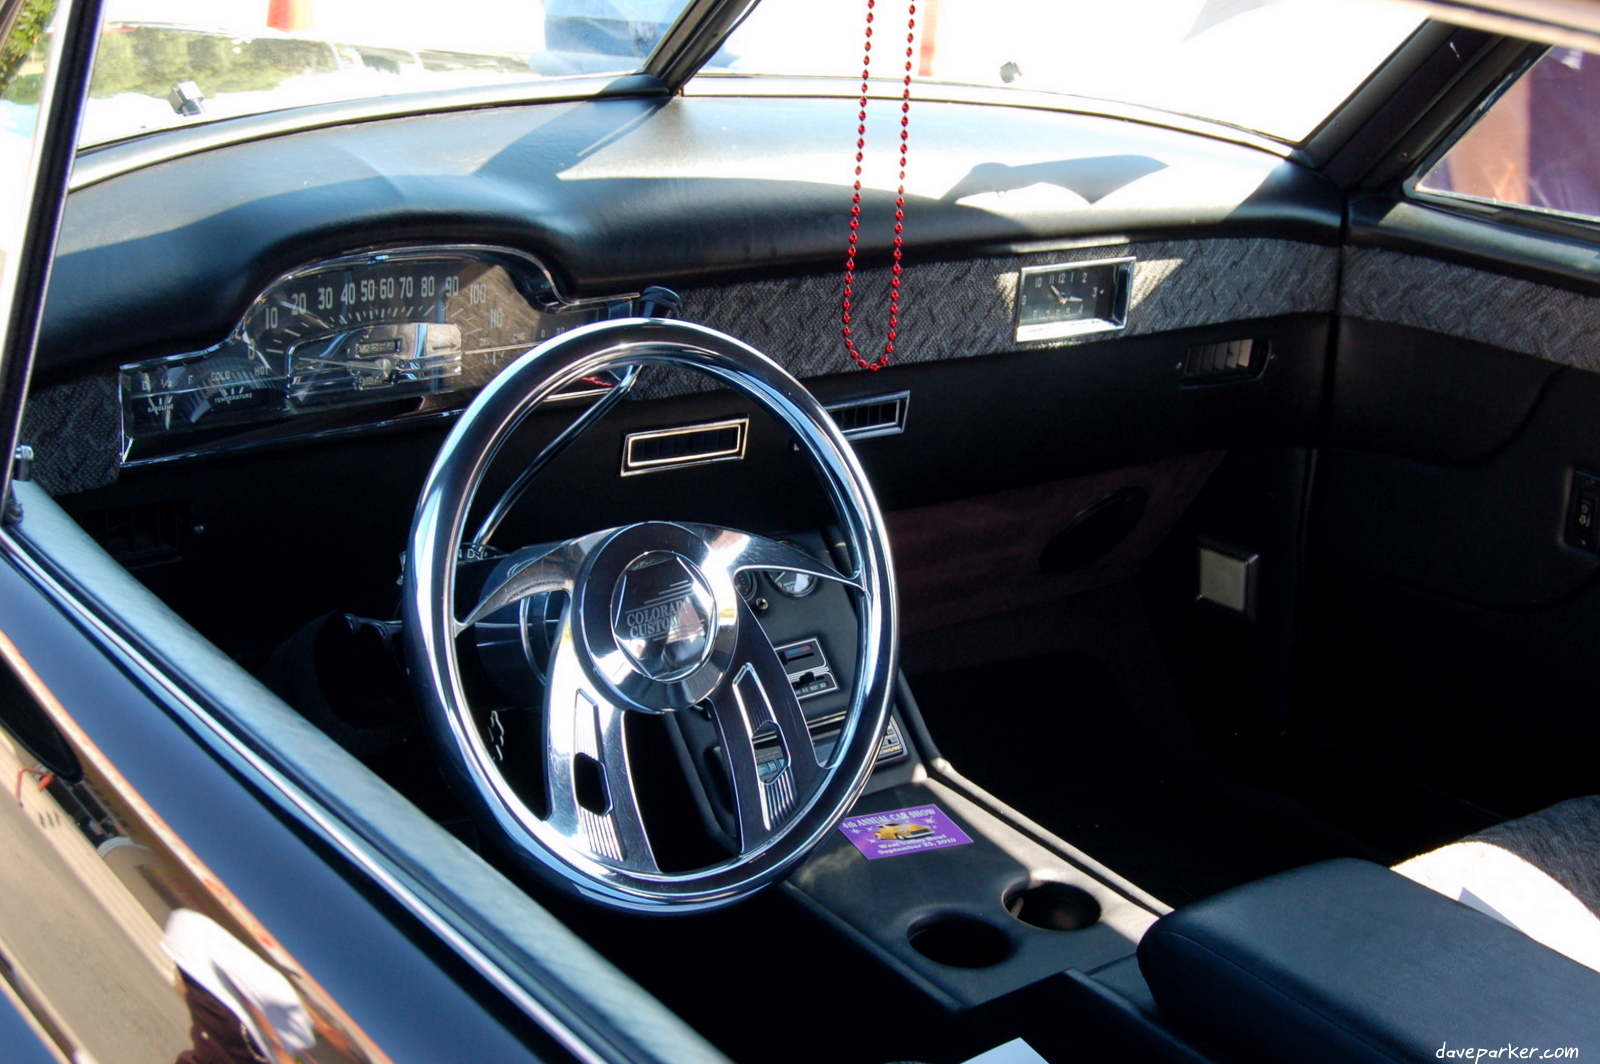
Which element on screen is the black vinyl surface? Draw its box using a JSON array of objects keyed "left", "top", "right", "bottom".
[{"left": 910, "top": 652, "right": 1348, "bottom": 906}]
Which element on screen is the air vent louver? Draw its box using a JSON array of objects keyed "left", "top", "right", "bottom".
[
  {"left": 1182, "top": 339, "right": 1266, "bottom": 383},
  {"left": 621, "top": 418, "right": 748, "bottom": 476},
  {"left": 80, "top": 500, "right": 188, "bottom": 568},
  {"left": 823, "top": 391, "right": 909, "bottom": 441}
]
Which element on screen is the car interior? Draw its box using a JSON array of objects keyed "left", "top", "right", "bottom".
[{"left": 7, "top": 2, "right": 1600, "bottom": 1061}]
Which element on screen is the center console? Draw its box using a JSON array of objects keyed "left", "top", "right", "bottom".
[{"left": 779, "top": 671, "right": 1224, "bottom": 1063}]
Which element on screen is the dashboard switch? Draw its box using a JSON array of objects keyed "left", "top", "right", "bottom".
[{"left": 1565, "top": 470, "right": 1600, "bottom": 553}]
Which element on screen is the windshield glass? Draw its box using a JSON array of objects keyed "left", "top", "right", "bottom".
[
  {"left": 705, "top": 0, "right": 1425, "bottom": 143},
  {"left": 76, "top": 0, "right": 692, "bottom": 147}
]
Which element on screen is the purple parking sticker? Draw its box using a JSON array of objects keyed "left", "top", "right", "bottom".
[{"left": 838, "top": 804, "right": 974, "bottom": 860}]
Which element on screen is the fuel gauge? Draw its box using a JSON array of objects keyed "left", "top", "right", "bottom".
[{"left": 120, "top": 350, "right": 287, "bottom": 437}]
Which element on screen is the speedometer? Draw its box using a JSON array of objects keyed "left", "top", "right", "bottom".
[
  {"left": 241, "top": 249, "right": 603, "bottom": 405},
  {"left": 120, "top": 246, "right": 625, "bottom": 462}
]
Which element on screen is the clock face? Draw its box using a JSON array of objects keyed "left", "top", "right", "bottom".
[{"left": 1015, "top": 257, "right": 1133, "bottom": 342}]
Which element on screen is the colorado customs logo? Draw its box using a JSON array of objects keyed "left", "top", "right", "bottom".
[{"left": 610, "top": 552, "right": 716, "bottom": 682}]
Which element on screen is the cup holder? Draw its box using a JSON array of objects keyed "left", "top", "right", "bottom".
[
  {"left": 908, "top": 914, "right": 1014, "bottom": 968},
  {"left": 1004, "top": 881, "right": 1101, "bottom": 932}
]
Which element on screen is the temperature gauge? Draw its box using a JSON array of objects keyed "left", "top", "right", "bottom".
[
  {"left": 770, "top": 569, "right": 818, "bottom": 598},
  {"left": 120, "top": 350, "right": 287, "bottom": 438}
]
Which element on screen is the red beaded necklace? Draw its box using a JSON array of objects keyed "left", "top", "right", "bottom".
[{"left": 841, "top": 0, "right": 916, "bottom": 371}]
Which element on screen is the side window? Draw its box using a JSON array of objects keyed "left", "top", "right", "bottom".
[
  {"left": 1414, "top": 47, "right": 1600, "bottom": 222},
  {"left": 0, "top": 0, "right": 55, "bottom": 234}
]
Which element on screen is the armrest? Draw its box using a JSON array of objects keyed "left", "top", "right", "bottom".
[{"left": 1137, "top": 859, "right": 1600, "bottom": 1064}]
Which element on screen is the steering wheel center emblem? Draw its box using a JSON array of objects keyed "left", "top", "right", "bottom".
[{"left": 610, "top": 552, "right": 717, "bottom": 682}]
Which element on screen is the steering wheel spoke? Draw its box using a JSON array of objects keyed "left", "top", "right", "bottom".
[
  {"left": 457, "top": 535, "right": 597, "bottom": 634},
  {"left": 703, "top": 599, "right": 824, "bottom": 851},
  {"left": 542, "top": 609, "right": 658, "bottom": 873},
  {"left": 687, "top": 524, "right": 865, "bottom": 594}
]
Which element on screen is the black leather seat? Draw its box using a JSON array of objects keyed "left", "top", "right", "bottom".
[{"left": 1137, "top": 858, "right": 1600, "bottom": 1064}]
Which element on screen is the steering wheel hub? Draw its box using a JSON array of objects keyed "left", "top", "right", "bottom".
[{"left": 610, "top": 552, "right": 718, "bottom": 684}]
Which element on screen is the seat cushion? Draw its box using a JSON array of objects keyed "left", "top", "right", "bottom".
[
  {"left": 1394, "top": 795, "right": 1600, "bottom": 973},
  {"left": 1137, "top": 859, "right": 1600, "bottom": 1064}
]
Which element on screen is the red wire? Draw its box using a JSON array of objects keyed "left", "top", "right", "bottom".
[{"left": 842, "top": 0, "right": 916, "bottom": 372}]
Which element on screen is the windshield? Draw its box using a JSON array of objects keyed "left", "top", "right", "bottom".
[
  {"left": 68, "top": 0, "right": 693, "bottom": 147},
  {"left": 53, "top": 0, "right": 1429, "bottom": 149},
  {"left": 706, "top": 0, "right": 1425, "bottom": 143}
]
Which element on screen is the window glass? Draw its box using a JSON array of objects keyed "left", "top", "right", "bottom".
[
  {"left": 77, "top": 0, "right": 694, "bottom": 148},
  {"left": 1, "top": 0, "right": 55, "bottom": 226},
  {"left": 1416, "top": 48, "right": 1600, "bottom": 221},
  {"left": 704, "top": 0, "right": 1425, "bottom": 144}
]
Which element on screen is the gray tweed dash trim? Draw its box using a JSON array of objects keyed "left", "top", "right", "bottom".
[
  {"left": 19, "top": 374, "right": 121, "bottom": 497},
  {"left": 638, "top": 237, "right": 1338, "bottom": 399},
  {"left": 1342, "top": 246, "right": 1600, "bottom": 373}
]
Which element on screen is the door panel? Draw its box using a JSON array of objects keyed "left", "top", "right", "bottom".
[
  {"left": 1316, "top": 359, "right": 1600, "bottom": 609},
  {"left": 1328, "top": 318, "right": 1558, "bottom": 465},
  {"left": 1305, "top": 254, "right": 1600, "bottom": 832}
]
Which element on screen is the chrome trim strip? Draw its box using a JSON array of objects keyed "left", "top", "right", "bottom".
[
  {"left": 620, "top": 417, "right": 748, "bottom": 476},
  {"left": 0, "top": 524, "right": 621, "bottom": 1064},
  {"left": 643, "top": 0, "right": 763, "bottom": 91},
  {"left": 119, "top": 384, "right": 621, "bottom": 471},
  {"left": 1401, "top": 2, "right": 1600, "bottom": 52}
]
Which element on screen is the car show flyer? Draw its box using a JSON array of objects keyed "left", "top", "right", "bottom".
[{"left": 838, "top": 804, "right": 974, "bottom": 860}]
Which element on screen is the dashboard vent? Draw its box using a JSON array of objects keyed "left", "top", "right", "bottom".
[
  {"left": 824, "top": 391, "right": 909, "bottom": 441},
  {"left": 1181, "top": 339, "right": 1267, "bottom": 384},
  {"left": 621, "top": 418, "right": 748, "bottom": 476},
  {"left": 80, "top": 500, "right": 188, "bottom": 568}
]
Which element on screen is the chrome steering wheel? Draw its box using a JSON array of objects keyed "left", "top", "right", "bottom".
[{"left": 402, "top": 318, "right": 897, "bottom": 911}]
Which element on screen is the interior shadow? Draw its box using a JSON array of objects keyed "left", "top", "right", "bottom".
[{"left": 941, "top": 155, "right": 1168, "bottom": 205}]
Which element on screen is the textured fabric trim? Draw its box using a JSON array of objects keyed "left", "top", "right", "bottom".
[
  {"left": 1342, "top": 246, "right": 1600, "bottom": 373},
  {"left": 1467, "top": 795, "right": 1600, "bottom": 917},
  {"left": 638, "top": 237, "right": 1338, "bottom": 398},
  {"left": 19, "top": 374, "right": 121, "bottom": 496},
  {"left": 1395, "top": 837, "right": 1600, "bottom": 974}
]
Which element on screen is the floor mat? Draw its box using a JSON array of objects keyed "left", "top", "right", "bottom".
[{"left": 909, "top": 651, "right": 1351, "bottom": 906}]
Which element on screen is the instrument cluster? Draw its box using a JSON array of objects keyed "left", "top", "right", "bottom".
[{"left": 118, "top": 246, "right": 630, "bottom": 464}]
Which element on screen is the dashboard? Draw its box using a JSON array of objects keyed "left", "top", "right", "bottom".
[{"left": 24, "top": 89, "right": 1344, "bottom": 667}]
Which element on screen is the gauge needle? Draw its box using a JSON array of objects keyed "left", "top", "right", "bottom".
[
  {"left": 291, "top": 305, "right": 334, "bottom": 331},
  {"left": 298, "top": 356, "right": 396, "bottom": 376},
  {"left": 1049, "top": 284, "right": 1082, "bottom": 305}
]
